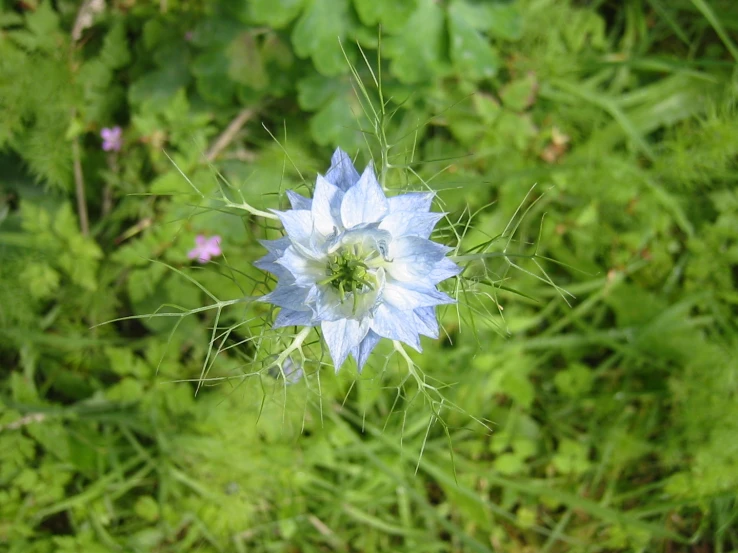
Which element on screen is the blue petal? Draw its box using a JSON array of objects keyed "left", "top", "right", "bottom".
[
  {"left": 275, "top": 246, "right": 325, "bottom": 286},
  {"left": 274, "top": 308, "right": 315, "bottom": 328},
  {"left": 388, "top": 192, "right": 435, "bottom": 213},
  {"left": 382, "top": 280, "right": 455, "bottom": 311},
  {"left": 311, "top": 174, "right": 344, "bottom": 235},
  {"left": 386, "top": 237, "right": 456, "bottom": 282},
  {"left": 426, "top": 257, "right": 462, "bottom": 283},
  {"left": 272, "top": 209, "right": 314, "bottom": 244},
  {"left": 260, "top": 237, "right": 292, "bottom": 255},
  {"left": 370, "top": 303, "right": 421, "bottom": 351},
  {"left": 254, "top": 238, "right": 292, "bottom": 277},
  {"left": 340, "top": 165, "right": 388, "bottom": 228},
  {"left": 379, "top": 211, "right": 444, "bottom": 239},
  {"left": 261, "top": 281, "right": 312, "bottom": 310},
  {"left": 326, "top": 147, "right": 360, "bottom": 191},
  {"left": 351, "top": 330, "right": 382, "bottom": 371},
  {"left": 413, "top": 306, "right": 439, "bottom": 338},
  {"left": 286, "top": 190, "right": 312, "bottom": 210},
  {"left": 322, "top": 318, "right": 370, "bottom": 370}
]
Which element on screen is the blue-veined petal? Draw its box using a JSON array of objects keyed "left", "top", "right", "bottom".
[
  {"left": 286, "top": 190, "right": 312, "bottom": 210},
  {"left": 413, "top": 306, "right": 439, "bottom": 338},
  {"left": 260, "top": 280, "right": 313, "bottom": 310},
  {"left": 340, "top": 165, "right": 388, "bottom": 228},
  {"left": 255, "top": 238, "right": 292, "bottom": 277},
  {"left": 388, "top": 192, "right": 434, "bottom": 213},
  {"left": 426, "top": 257, "right": 462, "bottom": 283},
  {"left": 370, "top": 303, "right": 421, "bottom": 351},
  {"left": 326, "top": 147, "right": 360, "bottom": 191},
  {"left": 379, "top": 211, "right": 445, "bottom": 239},
  {"left": 386, "top": 236, "right": 457, "bottom": 282},
  {"left": 382, "top": 280, "right": 455, "bottom": 311},
  {"left": 274, "top": 308, "right": 316, "bottom": 328},
  {"left": 311, "top": 174, "right": 344, "bottom": 235},
  {"left": 322, "top": 318, "right": 370, "bottom": 369},
  {"left": 275, "top": 246, "right": 326, "bottom": 286},
  {"left": 352, "top": 330, "right": 381, "bottom": 371},
  {"left": 272, "top": 209, "right": 314, "bottom": 244}
]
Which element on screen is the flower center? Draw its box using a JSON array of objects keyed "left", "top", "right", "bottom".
[{"left": 320, "top": 247, "right": 371, "bottom": 295}]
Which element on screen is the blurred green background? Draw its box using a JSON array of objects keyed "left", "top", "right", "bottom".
[{"left": 1, "top": 0, "right": 738, "bottom": 551}]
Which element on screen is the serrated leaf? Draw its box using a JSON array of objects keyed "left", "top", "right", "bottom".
[
  {"left": 385, "top": 0, "right": 445, "bottom": 84},
  {"left": 292, "top": 0, "right": 351, "bottom": 76},
  {"left": 448, "top": 1, "right": 499, "bottom": 81}
]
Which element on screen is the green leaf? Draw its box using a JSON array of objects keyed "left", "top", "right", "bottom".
[
  {"left": 297, "top": 75, "right": 365, "bottom": 149},
  {"left": 24, "top": 1, "right": 61, "bottom": 51},
  {"left": 100, "top": 22, "right": 131, "bottom": 70},
  {"left": 448, "top": 1, "right": 499, "bottom": 81},
  {"left": 353, "top": 0, "right": 416, "bottom": 34},
  {"left": 499, "top": 74, "right": 538, "bottom": 112},
  {"left": 134, "top": 496, "right": 160, "bottom": 522},
  {"left": 456, "top": 1, "right": 523, "bottom": 41},
  {"left": 297, "top": 73, "right": 346, "bottom": 110},
  {"left": 192, "top": 49, "right": 238, "bottom": 105},
  {"left": 495, "top": 453, "right": 524, "bottom": 475},
  {"left": 226, "top": 32, "right": 268, "bottom": 89},
  {"left": 249, "top": 0, "right": 305, "bottom": 28},
  {"left": 500, "top": 371, "right": 535, "bottom": 408},
  {"left": 385, "top": 0, "right": 445, "bottom": 84},
  {"left": 554, "top": 364, "right": 593, "bottom": 398},
  {"left": 552, "top": 439, "right": 590, "bottom": 475},
  {"left": 21, "top": 262, "right": 60, "bottom": 299},
  {"left": 292, "top": 0, "right": 351, "bottom": 76}
]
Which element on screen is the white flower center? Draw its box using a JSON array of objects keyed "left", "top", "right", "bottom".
[{"left": 317, "top": 229, "right": 391, "bottom": 316}]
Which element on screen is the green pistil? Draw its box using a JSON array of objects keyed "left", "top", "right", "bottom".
[{"left": 318, "top": 249, "right": 375, "bottom": 313}]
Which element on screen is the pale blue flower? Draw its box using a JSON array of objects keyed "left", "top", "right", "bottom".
[{"left": 257, "top": 148, "right": 461, "bottom": 371}]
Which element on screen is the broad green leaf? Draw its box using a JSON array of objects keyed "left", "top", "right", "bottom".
[
  {"left": 292, "top": 0, "right": 351, "bottom": 76},
  {"left": 297, "top": 75, "right": 365, "bottom": 149},
  {"left": 353, "top": 0, "right": 416, "bottom": 34},
  {"left": 100, "top": 22, "right": 131, "bottom": 70},
  {"left": 451, "top": 1, "right": 522, "bottom": 40},
  {"left": 500, "top": 371, "right": 535, "bottom": 408},
  {"left": 134, "top": 496, "right": 160, "bottom": 522},
  {"left": 552, "top": 439, "right": 590, "bottom": 475},
  {"left": 385, "top": 0, "right": 445, "bottom": 84},
  {"left": 448, "top": 1, "right": 499, "bottom": 81},
  {"left": 297, "top": 73, "right": 346, "bottom": 110},
  {"left": 227, "top": 32, "right": 268, "bottom": 89},
  {"left": 310, "top": 92, "right": 365, "bottom": 150},
  {"left": 500, "top": 74, "right": 538, "bottom": 112},
  {"left": 554, "top": 364, "right": 593, "bottom": 398},
  {"left": 249, "top": 0, "right": 305, "bottom": 28}
]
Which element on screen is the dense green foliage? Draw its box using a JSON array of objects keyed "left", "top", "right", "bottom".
[{"left": 1, "top": 0, "right": 738, "bottom": 551}]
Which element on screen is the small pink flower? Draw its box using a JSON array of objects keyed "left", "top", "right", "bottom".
[
  {"left": 101, "top": 126, "right": 123, "bottom": 152},
  {"left": 188, "top": 234, "right": 222, "bottom": 263}
]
